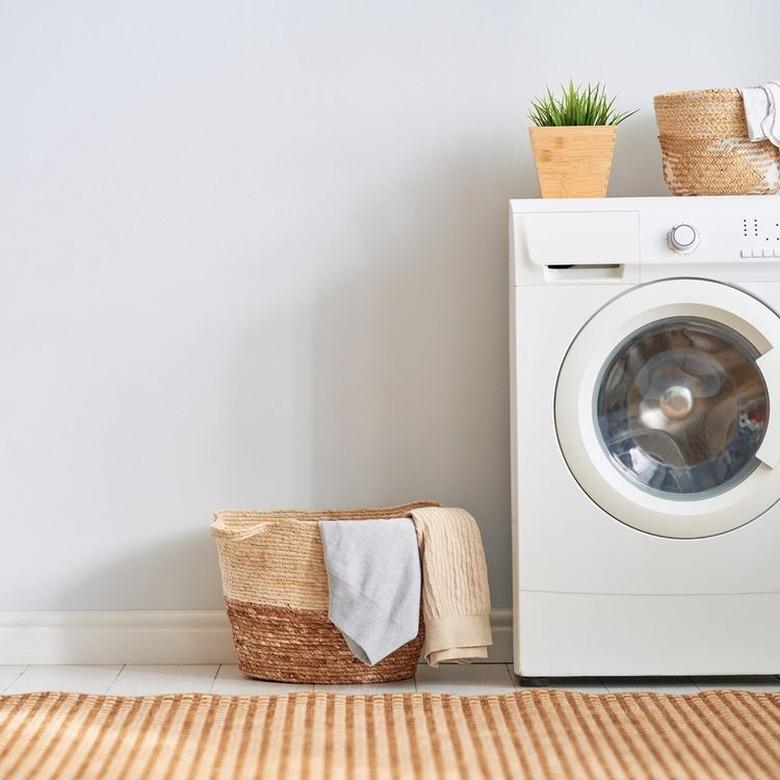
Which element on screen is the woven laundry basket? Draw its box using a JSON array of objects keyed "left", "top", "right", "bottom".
[
  {"left": 654, "top": 88, "right": 780, "bottom": 195},
  {"left": 211, "top": 501, "right": 435, "bottom": 684}
]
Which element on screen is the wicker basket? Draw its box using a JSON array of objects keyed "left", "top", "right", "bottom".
[
  {"left": 654, "top": 88, "right": 780, "bottom": 196},
  {"left": 211, "top": 501, "right": 435, "bottom": 684}
]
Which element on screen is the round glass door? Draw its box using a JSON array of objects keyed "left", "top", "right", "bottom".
[
  {"left": 554, "top": 278, "right": 780, "bottom": 538},
  {"left": 595, "top": 317, "right": 769, "bottom": 499}
]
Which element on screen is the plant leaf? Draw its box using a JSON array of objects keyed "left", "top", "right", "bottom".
[{"left": 528, "top": 81, "right": 637, "bottom": 126}]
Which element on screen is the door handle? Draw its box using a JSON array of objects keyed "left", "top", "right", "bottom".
[{"left": 755, "top": 348, "right": 780, "bottom": 468}]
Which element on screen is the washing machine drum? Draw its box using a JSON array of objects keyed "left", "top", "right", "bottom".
[{"left": 555, "top": 279, "right": 780, "bottom": 538}]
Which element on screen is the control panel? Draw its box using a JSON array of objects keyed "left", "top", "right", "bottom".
[
  {"left": 741, "top": 217, "right": 780, "bottom": 258},
  {"left": 645, "top": 202, "right": 780, "bottom": 280},
  {"left": 656, "top": 210, "right": 780, "bottom": 269},
  {"left": 510, "top": 196, "right": 780, "bottom": 286}
]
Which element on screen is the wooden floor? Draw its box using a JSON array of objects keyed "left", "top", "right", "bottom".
[{"left": 3, "top": 664, "right": 780, "bottom": 696}]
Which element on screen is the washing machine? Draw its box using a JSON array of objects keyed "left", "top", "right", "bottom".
[{"left": 510, "top": 195, "right": 780, "bottom": 678}]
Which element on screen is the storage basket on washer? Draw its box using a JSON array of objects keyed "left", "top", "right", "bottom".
[
  {"left": 211, "top": 501, "right": 434, "bottom": 684},
  {"left": 654, "top": 88, "right": 780, "bottom": 196}
]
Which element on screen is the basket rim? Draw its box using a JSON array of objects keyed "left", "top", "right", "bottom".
[
  {"left": 654, "top": 87, "right": 741, "bottom": 103},
  {"left": 210, "top": 500, "right": 439, "bottom": 540}
]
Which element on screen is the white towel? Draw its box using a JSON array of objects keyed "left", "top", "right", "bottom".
[
  {"left": 740, "top": 81, "right": 780, "bottom": 147},
  {"left": 408, "top": 506, "right": 492, "bottom": 667},
  {"left": 319, "top": 518, "right": 421, "bottom": 666}
]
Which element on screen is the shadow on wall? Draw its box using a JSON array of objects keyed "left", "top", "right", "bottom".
[
  {"left": 610, "top": 112, "right": 668, "bottom": 196},
  {"left": 61, "top": 144, "right": 533, "bottom": 613},
  {"left": 61, "top": 531, "right": 224, "bottom": 610},
  {"left": 306, "top": 147, "right": 524, "bottom": 605}
]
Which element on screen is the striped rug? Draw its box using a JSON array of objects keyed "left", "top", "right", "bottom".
[{"left": 1, "top": 690, "right": 778, "bottom": 779}]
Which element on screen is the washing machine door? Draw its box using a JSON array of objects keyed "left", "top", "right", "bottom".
[{"left": 555, "top": 278, "right": 780, "bottom": 538}]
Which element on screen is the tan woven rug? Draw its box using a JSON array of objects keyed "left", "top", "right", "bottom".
[{"left": 1, "top": 690, "right": 779, "bottom": 779}]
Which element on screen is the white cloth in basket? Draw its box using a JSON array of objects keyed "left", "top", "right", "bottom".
[
  {"left": 740, "top": 81, "right": 780, "bottom": 147},
  {"left": 319, "top": 518, "right": 421, "bottom": 666}
]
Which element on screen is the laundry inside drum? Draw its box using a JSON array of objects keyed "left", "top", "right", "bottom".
[{"left": 595, "top": 316, "right": 768, "bottom": 498}]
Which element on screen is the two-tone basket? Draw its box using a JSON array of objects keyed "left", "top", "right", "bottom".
[
  {"left": 210, "top": 501, "right": 434, "bottom": 684},
  {"left": 654, "top": 88, "right": 780, "bottom": 196}
]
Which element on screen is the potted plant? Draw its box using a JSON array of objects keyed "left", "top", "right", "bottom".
[{"left": 529, "top": 81, "right": 637, "bottom": 198}]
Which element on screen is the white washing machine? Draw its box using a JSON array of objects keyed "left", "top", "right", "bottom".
[{"left": 510, "top": 195, "right": 780, "bottom": 678}]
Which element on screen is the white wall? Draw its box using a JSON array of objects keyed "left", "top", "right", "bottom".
[{"left": 1, "top": 0, "right": 778, "bottom": 612}]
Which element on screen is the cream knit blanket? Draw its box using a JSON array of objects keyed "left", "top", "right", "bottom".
[{"left": 408, "top": 506, "right": 493, "bottom": 666}]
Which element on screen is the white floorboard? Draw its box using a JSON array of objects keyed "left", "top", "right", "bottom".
[
  {"left": 4, "top": 664, "right": 780, "bottom": 696},
  {"left": 415, "top": 663, "right": 515, "bottom": 694},
  {"left": 210, "top": 664, "right": 314, "bottom": 695},
  {"left": 0, "top": 666, "right": 27, "bottom": 693},
  {"left": 6, "top": 665, "right": 122, "bottom": 694},
  {"left": 601, "top": 677, "right": 695, "bottom": 695},
  {"left": 513, "top": 674, "right": 609, "bottom": 694},
  {"left": 313, "top": 678, "right": 416, "bottom": 695},
  {"left": 693, "top": 676, "right": 780, "bottom": 692},
  {"left": 107, "top": 664, "right": 219, "bottom": 695}
]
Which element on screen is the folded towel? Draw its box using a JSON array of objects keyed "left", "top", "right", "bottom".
[
  {"left": 319, "top": 518, "right": 421, "bottom": 666},
  {"left": 740, "top": 82, "right": 780, "bottom": 147},
  {"left": 408, "top": 506, "right": 492, "bottom": 667}
]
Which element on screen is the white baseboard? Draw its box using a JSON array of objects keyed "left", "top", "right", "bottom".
[
  {"left": 0, "top": 609, "right": 513, "bottom": 666},
  {"left": 0, "top": 611, "right": 237, "bottom": 665}
]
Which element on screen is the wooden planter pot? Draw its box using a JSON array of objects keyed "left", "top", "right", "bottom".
[{"left": 529, "top": 125, "right": 617, "bottom": 198}]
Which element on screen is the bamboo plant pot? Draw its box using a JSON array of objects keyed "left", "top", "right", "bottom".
[{"left": 529, "top": 125, "right": 617, "bottom": 198}]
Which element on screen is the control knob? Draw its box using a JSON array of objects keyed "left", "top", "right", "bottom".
[{"left": 668, "top": 223, "right": 699, "bottom": 253}]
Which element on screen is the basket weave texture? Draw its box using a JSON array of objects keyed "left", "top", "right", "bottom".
[
  {"left": 654, "top": 88, "right": 780, "bottom": 195},
  {"left": 211, "top": 501, "right": 436, "bottom": 684}
]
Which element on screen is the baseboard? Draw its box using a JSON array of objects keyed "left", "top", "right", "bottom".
[
  {"left": 0, "top": 611, "right": 237, "bottom": 665},
  {"left": 0, "top": 609, "right": 513, "bottom": 665}
]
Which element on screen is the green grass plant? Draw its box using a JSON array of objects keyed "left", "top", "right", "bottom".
[{"left": 530, "top": 81, "right": 637, "bottom": 127}]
